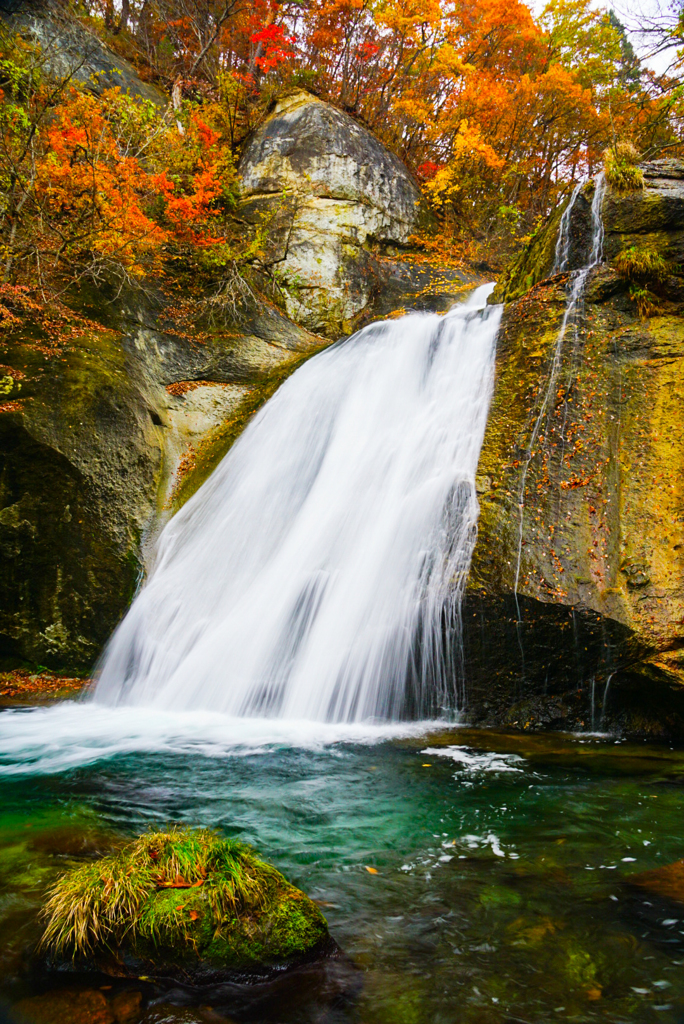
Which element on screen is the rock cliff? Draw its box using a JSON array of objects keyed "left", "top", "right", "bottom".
[
  {"left": 464, "top": 160, "right": 684, "bottom": 737},
  {"left": 0, "top": 281, "right": 325, "bottom": 672},
  {"left": 0, "top": 47, "right": 461, "bottom": 672},
  {"left": 0, "top": 0, "right": 165, "bottom": 106}
]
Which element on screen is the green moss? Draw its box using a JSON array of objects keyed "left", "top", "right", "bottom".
[
  {"left": 492, "top": 200, "right": 565, "bottom": 303},
  {"left": 41, "top": 826, "right": 328, "bottom": 973}
]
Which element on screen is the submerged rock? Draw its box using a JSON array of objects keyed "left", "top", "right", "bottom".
[
  {"left": 465, "top": 159, "right": 684, "bottom": 737},
  {"left": 628, "top": 860, "right": 684, "bottom": 904},
  {"left": 40, "top": 827, "right": 332, "bottom": 984}
]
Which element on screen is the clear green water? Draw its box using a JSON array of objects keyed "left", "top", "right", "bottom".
[{"left": 2, "top": 723, "right": 684, "bottom": 1023}]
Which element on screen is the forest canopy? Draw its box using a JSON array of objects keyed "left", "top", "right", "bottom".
[{"left": 0, "top": 0, "right": 682, "bottom": 311}]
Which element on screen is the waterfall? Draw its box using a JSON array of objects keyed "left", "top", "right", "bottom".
[
  {"left": 551, "top": 181, "right": 583, "bottom": 275},
  {"left": 95, "top": 286, "right": 502, "bottom": 722},
  {"left": 513, "top": 174, "right": 606, "bottom": 611}
]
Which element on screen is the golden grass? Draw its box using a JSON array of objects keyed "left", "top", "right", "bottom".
[{"left": 41, "top": 825, "right": 278, "bottom": 957}]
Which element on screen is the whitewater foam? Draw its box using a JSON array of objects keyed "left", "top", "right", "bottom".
[{"left": 0, "top": 702, "right": 445, "bottom": 776}]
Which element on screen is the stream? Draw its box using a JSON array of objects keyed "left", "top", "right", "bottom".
[{"left": 1, "top": 725, "right": 684, "bottom": 1022}]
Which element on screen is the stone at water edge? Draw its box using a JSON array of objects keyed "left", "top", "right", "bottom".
[
  {"left": 12, "top": 988, "right": 142, "bottom": 1024},
  {"left": 627, "top": 860, "right": 684, "bottom": 904},
  {"left": 39, "top": 827, "right": 334, "bottom": 984}
]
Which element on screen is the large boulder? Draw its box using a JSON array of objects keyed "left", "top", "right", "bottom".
[
  {"left": 239, "top": 91, "right": 452, "bottom": 336},
  {"left": 463, "top": 160, "right": 684, "bottom": 736}
]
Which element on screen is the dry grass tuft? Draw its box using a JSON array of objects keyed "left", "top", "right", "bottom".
[
  {"left": 603, "top": 141, "right": 644, "bottom": 192},
  {"left": 41, "top": 825, "right": 278, "bottom": 957}
]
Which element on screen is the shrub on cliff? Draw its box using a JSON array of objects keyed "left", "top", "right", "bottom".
[
  {"left": 603, "top": 141, "right": 645, "bottom": 192},
  {"left": 0, "top": 27, "right": 265, "bottom": 330},
  {"left": 614, "top": 243, "right": 669, "bottom": 317}
]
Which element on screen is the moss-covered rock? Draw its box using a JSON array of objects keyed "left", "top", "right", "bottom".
[
  {"left": 464, "top": 158, "right": 684, "bottom": 737},
  {"left": 0, "top": 278, "right": 327, "bottom": 674},
  {"left": 40, "top": 826, "right": 331, "bottom": 984}
]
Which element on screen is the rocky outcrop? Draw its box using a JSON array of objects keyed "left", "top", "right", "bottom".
[
  {"left": 464, "top": 160, "right": 684, "bottom": 737},
  {"left": 1, "top": 0, "right": 165, "bottom": 106},
  {"left": 239, "top": 91, "right": 472, "bottom": 335},
  {"left": 0, "top": 282, "right": 325, "bottom": 672}
]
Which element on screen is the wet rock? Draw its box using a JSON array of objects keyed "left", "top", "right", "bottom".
[
  {"left": 466, "top": 159, "right": 684, "bottom": 738},
  {"left": 40, "top": 828, "right": 333, "bottom": 986},
  {"left": 0, "top": 276, "right": 326, "bottom": 674},
  {"left": 628, "top": 860, "right": 684, "bottom": 904},
  {"left": 13, "top": 989, "right": 115, "bottom": 1024},
  {"left": 111, "top": 991, "right": 142, "bottom": 1024}
]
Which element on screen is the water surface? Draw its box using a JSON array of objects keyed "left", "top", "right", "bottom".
[{"left": 1, "top": 718, "right": 684, "bottom": 1023}]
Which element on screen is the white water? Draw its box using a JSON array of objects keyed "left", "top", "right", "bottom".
[
  {"left": 0, "top": 704, "right": 443, "bottom": 775},
  {"left": 93, "top": 285, "right": 501, "bottom": 723},
  {"left": 513, "top": 174, "right": 606, "bottom": 609},
  {"left": 551, "top": 181, "right": 583, "bottom": 275}
]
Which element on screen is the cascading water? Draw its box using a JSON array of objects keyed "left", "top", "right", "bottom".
[
  {"left": 551, "top": 181, "right": 583, "bottom": 275},
  {"left": 94, "top": 285, "right": 502, "bottom": 723},
  {"left": 513, "top": 173, "right": 606, "bottom": 610}
]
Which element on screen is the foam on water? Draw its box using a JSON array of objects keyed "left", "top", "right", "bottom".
[{"left": 0, "top": 702, "right": 445, "bottom": 776}]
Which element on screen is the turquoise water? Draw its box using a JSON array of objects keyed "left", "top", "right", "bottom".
[{"left": 2, "top": 720, "right": 684, "bottom": 1023}]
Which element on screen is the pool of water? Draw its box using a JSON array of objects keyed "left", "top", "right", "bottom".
[{"left": 2, "top": 709, "right": 684, "bottom": 1023}]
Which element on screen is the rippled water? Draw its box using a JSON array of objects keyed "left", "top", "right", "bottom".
[{"left": 2, "top": 722, "right": 684, "bottom": 1023}]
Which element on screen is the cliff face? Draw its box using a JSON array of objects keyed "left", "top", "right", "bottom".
[
  {"left": 464, "top": 160, "right": 684, "bottom": 737},
  {"left": 0, "top": 281, "right": 325, "bottom": 672},
  {"left": 0, "top": 0, "right": 165, "bottom": 106},
  {"left": 0, "top": 42, "right": 461, "bottom": 673}
]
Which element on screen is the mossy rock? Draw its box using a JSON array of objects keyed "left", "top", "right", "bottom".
[
  {"left": 40, "top": 826, "right": 332, "bottom": 984},
  {"left": 463, "top": 158, "right": 684, "bottom": 737}
]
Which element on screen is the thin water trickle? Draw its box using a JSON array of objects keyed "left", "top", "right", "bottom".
[
  {"left": 513, "top": 174, "right": 606, "bottom": 616},
  {"left": 94, "top": 286, "right": 502, "bottom": 722},
  {"left": 601, "top": 672, "right": 615, "bottom": 730},
  {"left": 551, "top": 181, "right": 583, "bottom": 275}
]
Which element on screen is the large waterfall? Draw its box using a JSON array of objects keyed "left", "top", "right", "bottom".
[{"left": 95, "top": 286, "right": 502, "bottom": 722}]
